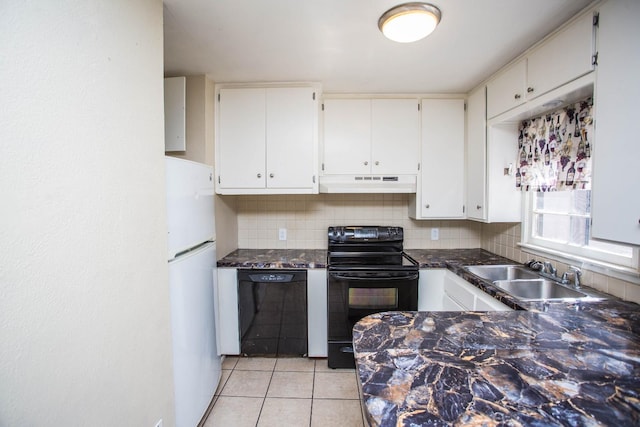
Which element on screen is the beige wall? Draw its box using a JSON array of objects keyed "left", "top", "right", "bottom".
[
  {"left": 235, "top": 194, "right": 482, "bottom": 249},
  {"left": 0, "top": 1, "right": 175, "bottom": 426}
]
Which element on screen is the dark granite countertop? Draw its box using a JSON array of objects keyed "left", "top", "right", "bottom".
[
  {"left": 217, "top": 248, "right": 511, "bottom": 271},
  {"left": 217, "top": 248, "right": 327, "bottom": 269},
  {"left": 354, "top": 308, "right": 640, "bottom": 426}
]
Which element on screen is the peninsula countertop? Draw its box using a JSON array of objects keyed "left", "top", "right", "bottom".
[{"left": 353, "top": 305, "right": 640, "bottom": 426}]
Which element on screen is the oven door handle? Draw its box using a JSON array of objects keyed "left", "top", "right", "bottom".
[{"left": 329, "top": 273, "right": 419, "bottom": 281}]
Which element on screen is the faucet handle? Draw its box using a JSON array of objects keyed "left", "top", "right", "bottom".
[
  {"left": 543, "top": 261, "right": 557, "bottom": 276},
  {"left": 567, "top": 266, "right": 582, "bottom": 289}
]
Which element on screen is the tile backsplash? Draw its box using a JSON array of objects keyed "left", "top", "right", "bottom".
[
  {"left": 483, "top": 222, "right": 640, "bottom": 304},
  {"left": 235, "top": 194, "right": 482, "bottom": 249},
  {"left": 231, "top": 193, "right": 639, "bottom": 304}
]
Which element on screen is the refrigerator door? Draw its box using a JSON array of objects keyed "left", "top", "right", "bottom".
[
  {"left": 169, "top": 242, "right": 221, "bottom": 427},
  {"left": 166, "top": 156, "right": 215, "bottom": 260}
]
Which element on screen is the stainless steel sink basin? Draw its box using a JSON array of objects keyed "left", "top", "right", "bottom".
[
  {"left": 465, "top": 265, "right": 541, "bottom": 281},
  {"left": 493, "top": 279, "right": 587, "bottom": 301}
]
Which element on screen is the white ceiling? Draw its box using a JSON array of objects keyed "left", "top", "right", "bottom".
[{"left": 163, "top": 0, "right": 594, "bottom": 94}]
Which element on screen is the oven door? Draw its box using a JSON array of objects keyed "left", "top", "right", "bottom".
[{"left": 327, "top": 269, "right": 418, "bottom": 368}]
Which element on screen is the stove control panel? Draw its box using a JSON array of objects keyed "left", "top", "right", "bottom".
[{"left": 328, "top": 226, "right": 403, "bottom": 243}]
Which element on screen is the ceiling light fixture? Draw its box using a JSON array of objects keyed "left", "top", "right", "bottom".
[{"left": 378, "top": 2, "right": 441, "bottom": 43}]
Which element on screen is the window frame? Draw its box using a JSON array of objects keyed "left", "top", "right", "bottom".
[{"left": 521, "top": 190, "right": 640, "bottom": 272}]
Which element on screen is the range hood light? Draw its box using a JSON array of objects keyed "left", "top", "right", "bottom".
[{"left": 378, "top": 2, "right": 441, "bottom": 43}]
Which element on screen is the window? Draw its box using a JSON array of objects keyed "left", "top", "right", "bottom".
[{"left": 522, "top": 190, "right": 638, "bottom": 270}]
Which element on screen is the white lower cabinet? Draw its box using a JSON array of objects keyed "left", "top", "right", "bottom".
[
  {"left": 419, "top": 269, "right": 512, "bottom": 311},
  {"left": 307, "top": 269, "right": 327, "bottom": 357},
  {"left": 214, "top": 268, "right": 240, "bottom": 355},
  {"left": 214, "top": 267, "right": 328, "bottom": 357}
]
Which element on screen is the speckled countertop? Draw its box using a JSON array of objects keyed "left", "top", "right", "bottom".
[
  {"left": 354, "top": 308, "right": 640, "bottom": 427},
  {"left": 216, "top": 248, "right": 511, "bottom": 271},
  {"left": 217, "top": 248, "right": 327, "bottom": 269}
]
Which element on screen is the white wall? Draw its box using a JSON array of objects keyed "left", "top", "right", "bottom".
[{"left": 0, "top": 1, "right": 175, "bottom": 426}]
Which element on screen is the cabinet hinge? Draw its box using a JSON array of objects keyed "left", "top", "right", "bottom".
[
  {"left": 593, "top": 12, "right": 599, "bottom": 27},
  {"left": 592, "top": 52, "right": 599, "bottom": 66}
]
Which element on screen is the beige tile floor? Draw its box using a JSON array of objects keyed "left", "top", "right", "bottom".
[{"left": 201, "top": 356, "right": 366, "bottom": 427}]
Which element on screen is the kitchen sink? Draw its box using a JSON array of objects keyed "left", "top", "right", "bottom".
[
  {"left": 465, "top": 265, "right": 541, "bottom": 282},
  {"left": 493, "top": 279, "right": 587, "bottom": 301}
]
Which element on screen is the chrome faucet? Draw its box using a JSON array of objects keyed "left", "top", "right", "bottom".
[
  {"left": 562, "top": 266, "right": 582, "bottom": 289},
  {"left": 542, "top": 261, "right": 557, "bottom": 277}
]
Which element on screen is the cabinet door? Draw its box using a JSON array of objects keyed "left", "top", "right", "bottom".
[
  {"left": 371, "top": 99, "right": 420, "bottom": 175},
  {"left": 527, "top": 12, "right": 594, "bottom": 100},
  {"left": 418, "top": 269, "right": 445, "bottom": 311},
  {"left": 266, "top": 87, "right": 316, "bottom": 189},
  {"left": 591, "top": 0, "right": 640, "bottom": 245},
  {"left": 218, "top": 88, "right": 266, "bottom": 189},
  {"left": 419, "top": 99, "right": 465, "bottom": 218},
  {"left": 322, "top": 99, "right": 371, "bottom": 174},
  {"left": 486, "top": 124, "right": 521, "bottom": 222},
  {"left": 307, "top": 269, "right": 327, "bottom": 357},
  {"left": 486, "top": 59, "right": 526, "bottom": 119},
  {"left": 466, "top": 86, "right": 487, "bottom": 221},
  {"left": 214, "top": 268, "right": 240, "bottom": 355}
]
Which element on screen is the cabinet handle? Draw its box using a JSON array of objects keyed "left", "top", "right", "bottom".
[
  {"left": 257, "top": 173, "right": 262, "bottom": 178},
  {"left": 364, "top": 161, "right": 368, "bottom": 166},
  {"left": 425, "top": 204, "right": 430, "bottom": 209},
  {"left": 476, "top": 205, "right": 482, "bottom": 210},
  {"left": 527, "top": 87, "right": 534, "bottom": 93},
  {"left": 375, "top": 161, "right": 379, "bottom": 166},
  {"left": 514, "top": 94, "right": 521, "bottom": 100},
  {"left": 269, "top": 173, "right": 274, "bottom": 178}
]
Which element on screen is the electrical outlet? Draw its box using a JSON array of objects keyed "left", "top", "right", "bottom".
[
  {"left": 154, "top": 420, "right": 163, "bottom": 427},
  {"left": 431, "top": 228, "right": 439, "bottom": 241},
  {"left": 278, "top": 228, "right": 287, "bottom": 241}
]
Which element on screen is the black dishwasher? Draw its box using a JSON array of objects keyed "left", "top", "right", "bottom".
[{"left": 237, "top": 269, "right": 307, "bottom": 357}]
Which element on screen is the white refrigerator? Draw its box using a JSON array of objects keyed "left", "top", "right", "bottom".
[{"left": 166, "top": 156, "right": 221, "bottom": 427}]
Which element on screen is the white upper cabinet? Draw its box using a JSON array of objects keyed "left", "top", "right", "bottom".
[
  {"left": 486, "top": 60, "right": 527, "bottom": 120},
  {"left": 371, "top": 99, "right": 421, "bottom": 175},
  {"left": 466, "top": 86, "right": 487, "bottom": 221},
  {"left": 487, "top": 12, "right": 595, "bottom": 119},
  {"left": 527, "top": 12, "right": 594, "bottom": 100},
  {"left": 591, "top": 0, "right": 640, "bottom": 245},
  {"left": 410, "top": 98, "right": 465, "bottom": 219},
  {"left": 164, "top": 76, "right": 186, "bottom": 152},
  {"left": 216, "top": 85, "right": 319, "bottom": 194},
  {"left": 322, "top": 99, "right": 371, "bottom": 175},
  {"left": 466, "top": 86, "right": 521, "bottom": 223},
  {"left": 322, "top": 98, "right": 420, "bottom": 176}
]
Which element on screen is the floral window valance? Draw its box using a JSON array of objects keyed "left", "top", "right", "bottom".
[{"left": 516, "top": 97, "right": 593, "bottom": 191}]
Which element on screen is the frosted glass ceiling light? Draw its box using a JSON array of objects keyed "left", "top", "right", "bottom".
[{"left": 378, "top": 2, "right": 441, "bottom": 43}]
